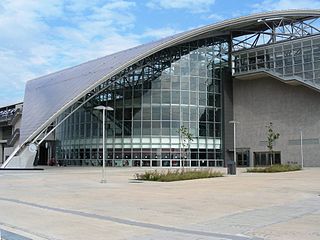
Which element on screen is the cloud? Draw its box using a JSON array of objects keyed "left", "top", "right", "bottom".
[
  {"left": 146, "top": 0, "right": 216, "bottom": 13},
  {"left": 142, "top": 27, "right": 182, "bottom": 39},
  {"left": 0, "top": 0, "right": 141, "bottom": 106},
  {"left": 252, "top": 0, "right": 320, "bottom": 12},
  {"left": 207, "top": 13, "right": 225, "bottom": 22},
  {"left": 0, "top": 48, "right": 38, "bottom": 105},
  {"left": 101, "top": 0, "right": 136, "bottom": 10}
]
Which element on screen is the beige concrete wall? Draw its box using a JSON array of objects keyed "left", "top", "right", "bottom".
[
  {"left": 3, "top": 147, "right": 13, "bottom": 161},
  {"left": 14, "top": 117, "right": 21, "bottom": 131},
  {"left": 0, "top": 144, "right": 3, "bottom": 164},
  {"left": 234, "top": 77, "right": 320, "bottom": 167}
]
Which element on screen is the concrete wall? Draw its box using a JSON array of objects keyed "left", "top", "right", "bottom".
[
  {"left": 14, "top": 117, "right": 21, "bottom": 131},
  {"left": 234, "top": 77, "right": 320, "bottom": 167},
  {"left": 223, "top": 68, "right": 234, "bottom": 164},
  {"left": 13, "top": 117, "right": 22, "bottom": 149},
  {"left": 3, "top": 147, "right": 13, "bottom": 161},
  {"left": 0, "top": 143, "right": 3, "bottom": 164},
  {"left": 0, "top": 127, "right": 7, "bottom": 164}
]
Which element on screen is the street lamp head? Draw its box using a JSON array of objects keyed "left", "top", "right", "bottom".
[
  {"left": 94, "top": 105, "right": 105, "bottom": 110},
  {"left": 106, "top": 106, "right": 114, "bottom": 111},
  {"left": 94, "top": 105, "right": 114, "bottom": 111},
  {"left": 229, "top": 120, "right": 240, "bottom": 124}
]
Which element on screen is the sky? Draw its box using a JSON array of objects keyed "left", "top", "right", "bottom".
[{"left": 0, "top": 0, "right": 320, "bottom": 107}]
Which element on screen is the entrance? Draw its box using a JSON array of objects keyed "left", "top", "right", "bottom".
[
  {"left": 236, "top": 149, "right": 250, "bottom": 167},
  {"left": 37, "top": 141, "right": 56, "bottom": 165}
]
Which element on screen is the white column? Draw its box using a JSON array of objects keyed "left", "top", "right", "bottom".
[
  {"left": 233, "top": 122, "right": 236, "bottom": 167},
  {"left": 101, "top": 107, "right": 106, "bottom": 183},
  {"left": 300, "top": 130, "right": 304, "bottom": 169}
]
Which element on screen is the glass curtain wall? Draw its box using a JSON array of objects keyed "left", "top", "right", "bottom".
[
  {"left": 55, "top": 37, "right": 229, "bottom": 167},
  {"left": 233, "top": 35, "right": 320, "bottom": 87}
]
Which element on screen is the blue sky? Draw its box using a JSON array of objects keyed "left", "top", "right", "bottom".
[{"left": 1, "top": 0, "right": 320, "bottom": 106}]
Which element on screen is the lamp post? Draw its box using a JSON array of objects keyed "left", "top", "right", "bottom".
[
  {"left": 94, "top": 105, "right": 114, "bottom": 183},
  {"left": 229, "top": 120, "right": 239, "bottom": 174},
  {"left": 300, "top": 130, "right": 304, "bottom": 169}
]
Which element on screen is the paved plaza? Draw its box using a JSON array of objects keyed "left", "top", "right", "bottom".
[{"left": 0, "top": 167, "right": 319, "bottom": 240}]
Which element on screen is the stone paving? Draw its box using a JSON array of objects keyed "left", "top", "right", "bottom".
[{"left": 0, "top": 167, "right": 319, "bottom": 240}]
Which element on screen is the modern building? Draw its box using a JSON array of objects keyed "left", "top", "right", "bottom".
[
  {"left": 2, "top": 10, "right": 320, "bottom": 168},
  {"left": 0, "top": 102, "right": 23, "bottom": 164}
]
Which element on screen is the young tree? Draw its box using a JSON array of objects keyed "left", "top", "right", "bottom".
[
  {"left": 177, "top": 125, "right": 193, "bottom": 169},
  {"left": 266, "top": 122, "right": 280, "bottom": 166}
]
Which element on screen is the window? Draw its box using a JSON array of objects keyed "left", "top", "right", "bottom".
[
  {"left": 55, "top": 37, "right": 225, "bottom": 167},
  {"left": 254, "top": 151, "right": 281, "bottom": 166}
]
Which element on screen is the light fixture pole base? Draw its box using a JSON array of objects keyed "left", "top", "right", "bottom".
[{"left": 100, "top": 179, "right": 107, "bottom": 183}]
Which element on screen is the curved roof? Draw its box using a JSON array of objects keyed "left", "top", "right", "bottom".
[{"left": 20, "top": 9, "right": 320, "bottom": 144}]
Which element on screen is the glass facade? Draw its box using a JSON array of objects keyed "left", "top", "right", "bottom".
[
  {"left": 253, "top": 152, "right": 281, "bottom": 166},
  {"left": 233, "top": 35, "right": 320, "bottom": 87},
  {"left": 55, "top": 37, "right": 230, "bottom": 167}
]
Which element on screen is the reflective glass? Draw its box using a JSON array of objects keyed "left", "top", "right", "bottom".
[{"left": 56, "top": 37, "right": 226, "bottom": 166}]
